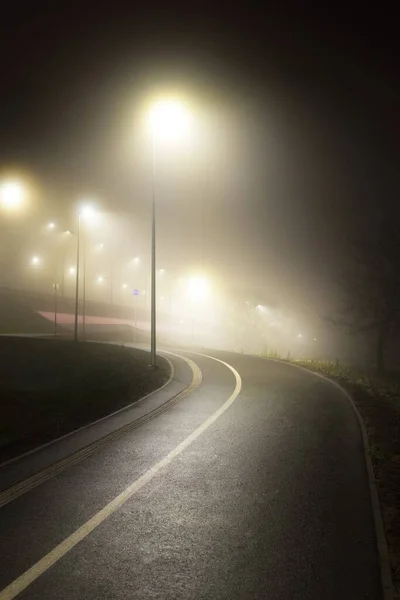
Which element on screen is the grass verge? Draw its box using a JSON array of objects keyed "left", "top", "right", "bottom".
[
  {"left": 0, "top": 337, "right": 170, "bottom": 463},
  {"left": 287, "top": 358, "right": 400, "bottom": 597}
]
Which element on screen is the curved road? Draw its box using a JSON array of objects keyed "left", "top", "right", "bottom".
[{"left": 0, "top": 350, "right": 380, "bottom": 599}]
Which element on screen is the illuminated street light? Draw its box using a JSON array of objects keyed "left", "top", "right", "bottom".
[
  {"left": 314, "top": 337, "right": 317, "bottom": 341},
  {"left": 298, "top": 333, "right": 303, "bottom": 338},
  {"left": 80, "top": 204, "right": 97, "bottom": 220},
  {"left": 69, "top": 267, "right": 76, "bottom": 275},
  {"left": 31, "top": 255, "right": 40, "bottom": 266},
  {"left": 0, "top": 180, "right": 26, "bottom": 212},
  {"left": 122, "top": 283, "right": 128, "bottom": 289},
  {"left": 48, "top": 221, "right": 56, "bottom": 229},
  {"left": 97, "top": 276, "right": 104, "bottom": 283},
  {"left": 148, "top": 98, "right": 191, "bottom": 142},
  {"left": 147, "top": 97, "right": 191, "bottom": 367},
  {"left": 187, "top": 276, "right": 210, "bottom": 301}
]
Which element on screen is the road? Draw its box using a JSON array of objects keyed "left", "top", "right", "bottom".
[{"left": 0, "top": 350, "right": 381, "bottom": 599}]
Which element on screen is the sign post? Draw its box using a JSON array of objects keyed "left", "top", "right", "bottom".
[{"left": 53, "top": 282, "right": 60, "bottom": 336}]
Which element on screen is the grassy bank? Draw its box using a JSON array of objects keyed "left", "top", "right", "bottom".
[
  {"left": 0, "top": 337, "right": 170, "bottom": 463},
  {"left": 279, "top": 357, "right": 400, "bottom": 596}
]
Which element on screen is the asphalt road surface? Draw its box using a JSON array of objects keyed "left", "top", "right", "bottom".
[{"left": 0, "top": 350, "right": 381, "bottom": 599}]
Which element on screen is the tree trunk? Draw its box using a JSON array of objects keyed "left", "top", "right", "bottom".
[{"left": 376, "top": 322, "right": 390, "bottom": 374}]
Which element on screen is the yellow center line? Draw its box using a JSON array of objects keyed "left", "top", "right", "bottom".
[
  {"left": 0, "top": 352, "right": 201, "bottom": 509},
  {"left": 0, "top": 353, "right": 242, "bottom": 600}
]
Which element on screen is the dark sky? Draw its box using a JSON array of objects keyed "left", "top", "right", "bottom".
[{"left": 1, "top": 4, "right": 399, "bottom": 321}]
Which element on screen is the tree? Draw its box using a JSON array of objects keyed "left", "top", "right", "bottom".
[{"left": 335, "top": 219, "right": 400, "bottom": 373}]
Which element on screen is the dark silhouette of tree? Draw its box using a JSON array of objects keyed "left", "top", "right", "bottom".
[{"left": 335, "top": 219, "right": 400, "bottom": 373}]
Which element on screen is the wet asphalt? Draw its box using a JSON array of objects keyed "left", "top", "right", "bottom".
[{"left": 0, "top": 350, "right": 381, "bottom": 599}]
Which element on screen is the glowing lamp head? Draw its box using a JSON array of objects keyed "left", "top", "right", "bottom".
[
  {"left": 148, "top": 99, "right": 191, "bottom": 141},
  {"left": 80, "top": 205, "right": 96, "bottom": 219},
  {"left": 31, "top": 256, "right": 40, "bottom": 266},
  {"left": 187, "top": 276, "right": 210, "bottom": 301},
  {"left": 0, "top": 180, "right": 26, "bottom": 211}
]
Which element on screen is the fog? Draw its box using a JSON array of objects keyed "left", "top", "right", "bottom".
[{"left": 1, "top": 7, "right": 397, "bottom": 368}]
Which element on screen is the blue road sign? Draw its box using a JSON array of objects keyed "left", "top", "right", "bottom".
[{"left": 133, "top": 288, "right": 139, "bottom": 296}]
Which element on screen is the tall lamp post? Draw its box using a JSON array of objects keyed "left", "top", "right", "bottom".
[
  {"left": 147, "top": 98, "right": 191, "bottom": 367},
  {"left": 73, "top": 204, "right": 97, "bottom": 342},
  {"left": 73, "top": 214, "right": 81, "bottom": 342},
  {"left": 150, "top": 130, "right": 156, "bottom": 367}
]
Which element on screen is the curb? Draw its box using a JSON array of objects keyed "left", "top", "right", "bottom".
[
  {"left": 0, "top": 352, "right": 201, "bottom": 508},
  {"left": 259, "top": 356, "right": 395, "bottom": 600},
  {"left": 0, "top": 351, "right": 174, "bottom": 469}
]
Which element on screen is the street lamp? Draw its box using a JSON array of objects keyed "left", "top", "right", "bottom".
[
  {"left": 74, "top": 203, "right": 98, "bottom": 342},
  {"left": 0, "top": 180, "right": 26, "bottom": 212},
  {"left": 147, "top": 98, "right": 191, "bottom": 367},
  {"left": 187, "top": 276, "right": 210, "bottom": 302}
]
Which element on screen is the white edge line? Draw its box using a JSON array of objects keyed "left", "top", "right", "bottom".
[
  {"left": 0, "top": 352, "right": 175, "bottom": 469},
  {"left": 257, "top": 355, "right": 395, "bottom": 600},
  {"left": 0, "top": 352, "right": 242, "bottom": 600}
]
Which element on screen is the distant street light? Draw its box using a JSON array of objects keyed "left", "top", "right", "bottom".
[
  {"left": 31, "top": 255, "right": 40, "bottom": 266},
  {"left": 48, "top": 221, "right": 56, "bottom": 229},
  {"left": 69, "top": 266, "right": 76, "bottom": 275},
  {"left": 0, "top": 180, "right": 26, "bottom": 212},
  {"left": 187, "top": 276, "right": 210, "bottom": 301},
  {"left": 147, "top": 97, "right": 191, "bottom": 367}
]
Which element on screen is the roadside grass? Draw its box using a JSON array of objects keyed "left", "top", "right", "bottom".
[
  {"left": 0, "top": 337, "right": 170, "bottom": 463},
  {"left": 284, "top": 357, "right": 400, "bottom": 596}
]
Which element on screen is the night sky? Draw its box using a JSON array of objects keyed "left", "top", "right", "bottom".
[{"left": 1, "top": 4, "right": 399, "bottom": 324}]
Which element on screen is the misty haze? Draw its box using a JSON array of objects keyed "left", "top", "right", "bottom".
[{"left": 0, "top": 5, "right": 399, "bottom": 600}]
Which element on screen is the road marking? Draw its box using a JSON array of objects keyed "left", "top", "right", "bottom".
[
  {"left": 0, "top": 352, "right": 201, "bottom": 509},
  {"left": 0, "top": 354, "right": 175, "bottom": 469},
  {"left": 0, "top": 354, "right": 242, "bottom": 600}
]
